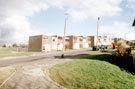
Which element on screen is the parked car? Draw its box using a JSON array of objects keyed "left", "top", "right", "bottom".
[{"left": 92, "top": 45, "right": 108, "bottom": 51}]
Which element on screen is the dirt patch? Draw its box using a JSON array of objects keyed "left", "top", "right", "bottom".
[{"left": 0, "top": 67, "right": 15, "bottom": 85}]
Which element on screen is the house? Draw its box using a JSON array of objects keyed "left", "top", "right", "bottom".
[
  {"left": 82, "top": 36, "right": 89, "bottom": 48},
  {"left": 68, "top": 36, "right": 80, "bottom": 49},
  {"left": 87, "top": 36, "right": 93, "bottom": 48},
  {"left": 29, "top": 35, "right": 113, "bottom": 52},
  {"left": 51, "top": 35, "right": 58, "bottom": 51},
  {"left": 79, "top": 36, "right": 89, "bottom": 49},
  {"left": 88, "top": 36, "right": 112, "bottom": 48},
  {"left": 57, "top": 36, "right": 63, "bottom": 51},
  {"left": 28, "top": 35, "right": 68, "bottom": 52},
  {"left": 79, "top": 36, "right": 83, "bottom": 48},
  {"left": 87, "top": 36, "right": 94, "bottom": 48},
  {"left": 65, "top": 37, "right": 70, "bottom": 50},
  {"left": 28, "top": 35, "right": 52, "bottom": 52},
  {"left": 42, "top": 35, "right": 52, "bottom": 52}
]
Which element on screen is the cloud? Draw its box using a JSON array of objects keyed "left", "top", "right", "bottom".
[
  {"left": 99, "top": 21, "right": 135, "bottom": 40},
  {"left": 126, "top": 0, "right": 135, "bottom": 9},
  {"left": 0, "top": 0, "right": 48, "bottom": 44},
  {"left": 0, "top": 0, "right": 123, "bottom": 44},
  {"left": 47, "top": 0, "right": 122, "bottom": 20}
]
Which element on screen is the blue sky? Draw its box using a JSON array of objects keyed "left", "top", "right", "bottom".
[
  {"left": 28, "top": 8, "right": 97, "bottom": 36},
  {"left": 28, "top": 0, "right": 135, "bottom": 37},
  {"left": 0, "top": 0, "right": 135, "bottom": 44}
]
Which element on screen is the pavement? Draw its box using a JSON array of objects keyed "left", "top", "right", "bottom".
[{"left": 0, "top": 49, "right": 91, "bottom": 89}]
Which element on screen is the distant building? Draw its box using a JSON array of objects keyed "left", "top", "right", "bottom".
[
  {"left": 67, "top": 36, "right": 89, "bottom": 49},
  {"left": 113, "top": 38, "right": 123, "bottom": 44},
  {"left": 0, "top": 45, "right": 3, "bottom": 48},
  {"left": 68, "top": 36, "right": 80, "bottom": 49},
  {"left": 51, "top": 36, "right": 58, "bottom": 51},
  {"left": 65, "top": 37, "right": 70, "bottom": 50},
  {"left": 89, "top": 36, "right": 112, "bottom": 47},
  {"left": 87, "top": 36, "right": 93, "bottom": 48},
  {"left": 79, "top": 36, "right": 89, "bottom": 49},
  {"left": 28, "top": 35, "right": 52, "bottom": 52},
  {"left": 28, "top": 35, "right": 67, "bottom": 52},
  {"left": 57, "top": 36, "right": 63, "bottom": 51},
  {"left": 28, "top": 35, "right": 112, "bottom": 52}
]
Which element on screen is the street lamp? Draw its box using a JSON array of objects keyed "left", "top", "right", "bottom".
[
  {"left": 61, "top": 12, "right": 68, "bottom": 58},
  {"left": 96, "top": 17, "right": 100, "bottom": 49}
]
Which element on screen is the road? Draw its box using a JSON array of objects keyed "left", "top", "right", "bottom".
[{"left": 0, "top": 49, "right": 91, "bottom": 89}]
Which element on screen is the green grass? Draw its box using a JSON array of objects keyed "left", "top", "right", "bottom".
[
  {"left": 0, "top": 48, "right": 16, "bottom": 54},
  {"left": 49, "top": 50, "right": 135, "bottom": 89},
  {"left": 0, "top": 48, "right": 35, "bottom": 59}
]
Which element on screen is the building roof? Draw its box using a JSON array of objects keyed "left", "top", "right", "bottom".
[{"left": 133, "top": 19, "right": 135, "bottom": 26}]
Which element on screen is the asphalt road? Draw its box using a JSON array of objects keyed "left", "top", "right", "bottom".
[
  {"left": 0, "top": 49, "right": 91, "bottom": 67},
  {"left": 0, "top": 49, "right": 91, "bottom": 89}
]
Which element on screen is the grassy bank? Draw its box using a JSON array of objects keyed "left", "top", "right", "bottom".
[{"left": 49, "top": 50, "right": 135, "bottom": 89}]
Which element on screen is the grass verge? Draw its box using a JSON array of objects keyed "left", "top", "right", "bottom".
[
  {"left": 49, "top": 50, "right": 135, "bottom": 89},
  {"left": 0, "top": 48, "right": 36, "bottom": 59}
]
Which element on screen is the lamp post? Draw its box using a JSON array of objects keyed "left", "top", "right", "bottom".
[
  {"left": 96, "top": 17, "right": 100, "bottom": 49},
  {"left": 61, "top": 13, "right": 68, "bottom": 58}
]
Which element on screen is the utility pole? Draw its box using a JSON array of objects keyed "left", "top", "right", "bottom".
[
  {"left": 96, "top": 17, "right": 100, "bottom": 49},
  {"left": 133, "top": 18, "right": 135, "bottom": 26},
  {"left": 61, "top": 13, "right": 68, "bottom": 58}
]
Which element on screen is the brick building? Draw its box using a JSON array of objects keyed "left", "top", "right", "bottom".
[
  {"left": 88, "top": 36, "right": 112, "bottom": 48},
  {"left": 28, "top": 35, "right": 68, "bottom": 52},
  {"left": 79, "top": 36, "right": 89, "bottom": 49},
  {"left": 28, "top": 35, "right": 52, "bottom": 52},
  {"left": 68, "top": 36, "right": 80, "bottom": 49},
  {"left": 28, "top": 35, "right": 112, "bottom": 52}
]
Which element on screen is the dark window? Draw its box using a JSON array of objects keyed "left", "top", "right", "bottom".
[
  {"left": 43, "top": 37, "right": 48, "bottom": 39},
  {"left": 53, "top": 39, "right": 55, "bottom": 42}
]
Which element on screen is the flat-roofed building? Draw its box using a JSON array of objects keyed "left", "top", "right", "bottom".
[
  {"left": 87, "top": 36, "right": 93, "bottom": 48},
  {"left": 28, "top": 35, "right": 95, "bottom": 52},
  {"left": 79, "top": 36, "right": 89, "bottom": 49},
  {"left": 68, "top": 36, "right": 80, "bottom": 49},
  {"left": 79, "top": 36, "right": 83, "bottom": 49},
  {"left": 28, "top": 35, "right": 52, "bottom": 52},
  {"left": 57, "top": 36, "right": 63, "bottom": 51},
  {"left": 65, "top": 37, "right": 70, "bottom": 50},
  {"left": 51, "top": 36, "right": 58, "bottom": 51},
  {"left": 28, "top": 35, "right": 69, "bottom": 52},
  {"left": 82, "top": 36, "right": 89, "bottom": 48},
  {"left": 89, "top": 36, "right": 112, "bottom": 48},
  {"left": 52, "top": 35, "right": 64, "bottom": 51}
]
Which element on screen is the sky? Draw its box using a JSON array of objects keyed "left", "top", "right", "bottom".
[{"left": 0, "top": 0, "right": 135, "bottom": 44}]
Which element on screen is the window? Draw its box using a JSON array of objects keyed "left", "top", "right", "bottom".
[
  {"left": 43, "top": 37, "right": 48, "bottom": 39},
  {"left": 53, "top": 39, "right": 55, "bottom": 42},
  {"left": 80, "top": 39, "right": 83, "bottom": 41}
]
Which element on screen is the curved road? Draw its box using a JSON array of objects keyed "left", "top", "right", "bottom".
[{"left": 0, "top": 49, "right": 91, "bottom": 89}]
